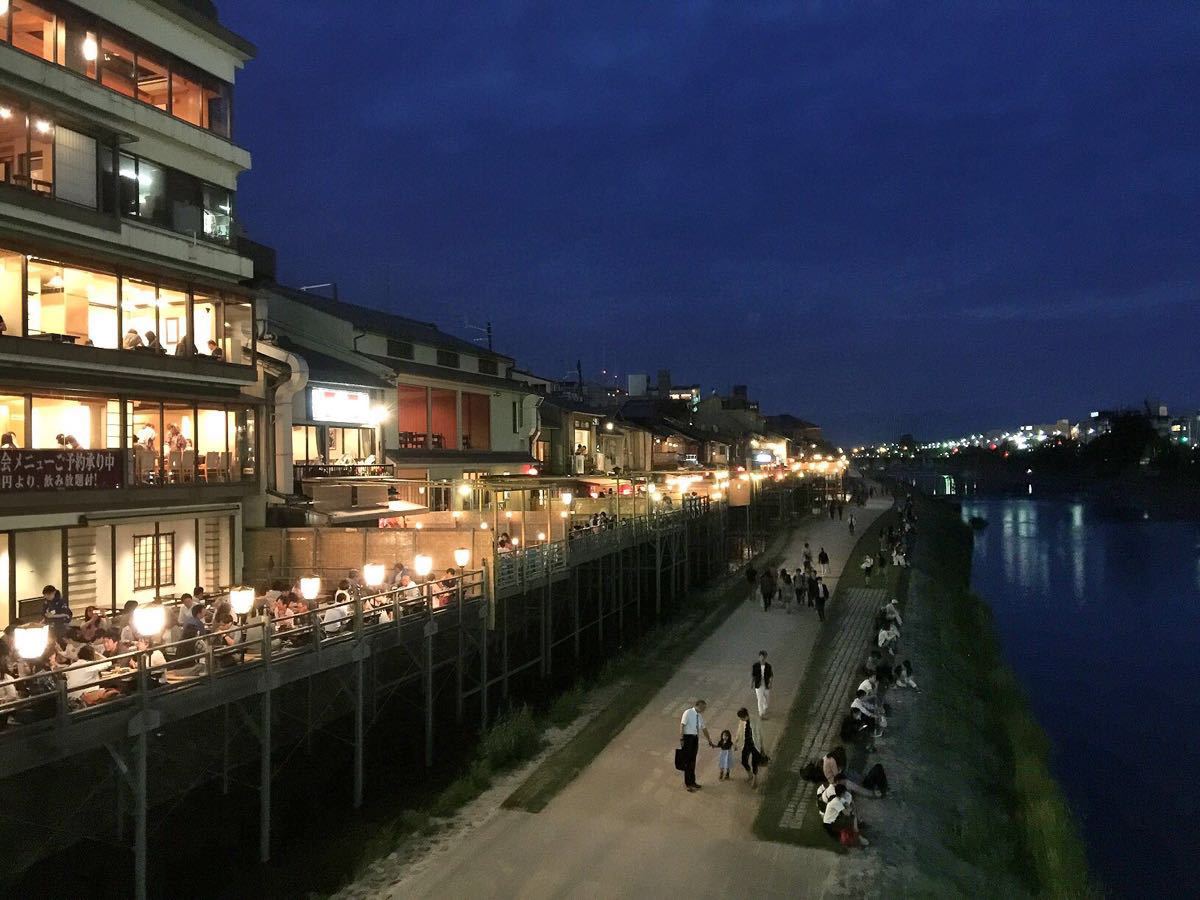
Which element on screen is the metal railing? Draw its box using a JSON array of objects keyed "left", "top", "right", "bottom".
[
  {"left": 493, "top": 502, "right": 711, "bottom": 596},
  {"left": 0, "top": 572, "right": 485, "bottom": 735},
  {"left": 293, "top": 463, "right": 395, "bottom": 482}
]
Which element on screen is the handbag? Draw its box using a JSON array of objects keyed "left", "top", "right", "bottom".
[{"left": 674, "top": 746, "right": 687, "bottom": 771}]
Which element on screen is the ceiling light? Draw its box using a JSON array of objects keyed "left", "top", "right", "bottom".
[{"left": 82, "top": 35, "right": 98, "bottom": 61}]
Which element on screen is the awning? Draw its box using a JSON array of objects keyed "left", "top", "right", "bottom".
[{"left": 81, "top": 502, "right": 241, "bottom": 527}]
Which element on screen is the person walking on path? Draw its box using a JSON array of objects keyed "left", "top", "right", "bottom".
[
  {"left": 734, "top": 707, "right": 765, "bottom": 788},
  {"left": 818, "top": 547, "right": 830, "bottom": 576},
  {"left": 752, "top": 650, "right": 773, "bottom": 718},
  {"left": 848, "top": 513, "right": 856, "bottom": 536},
  {"left": 807, "top": 570, "right": 820, "bottom": 608},
  {"left": 679, "top": 700, "right": 714, "bottom": 791},
  {"left": 779, "top": 569, "right": 796, "bottom": 614},
  {"left": 860, "top": 553, "right": 874, "bottom": 585},
  {"left": 758, "top": 567, "right": 777, "bottom": 611},
  {"left": 815, "top": 577, "right": 829, "bottom": 621}
]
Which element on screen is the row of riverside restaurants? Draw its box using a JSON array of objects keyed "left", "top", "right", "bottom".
[{"left": 0, "top": 0, "right": 835, "bottom": 631}]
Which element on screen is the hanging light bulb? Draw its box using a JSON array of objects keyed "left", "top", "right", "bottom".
[{"left": 82, "top": 34, "right": 98, "bottom": 61}]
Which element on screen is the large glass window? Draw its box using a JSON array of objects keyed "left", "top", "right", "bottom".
[
  {"left": 26, "top": 114, "right": 53, "bottom": 195},
  {"left": 196, "top": 405, "right": 228, "bottom": 480},
  {"left": 162, "top": 400, "right": 193, "bottom": 483},
  {"left": 201, "top": 183, "right": 233, "bottom": 242},
  {"left": 229, "top": 407, "right": 254, "bottom": 481},
  {"left": 31, "top": 395, "right": 109, "bottom": 449},
  {"left": 58, "top": 19, "right": 97, "bottom": 79},
  {"left": 135, "top": 53, "right": 169, "bottom": 110},
  {"left": 0, "top": 250, "right": 23, "bottom": 337},
  {"left": 117, "top": 155, "right": 166, "bottom": 226},
  {"left": 158, "top": 287, "right": 191, "bottom": 355},
  {"left": 0, "top": 99, "right": 99, "bottom": 205},
  {"left": 127, "top": 399, "right": 161, "bottom": 483},
  {"left": 26, "top": 260, "right": 117, "bottom": 348},
  {"left": 4, "top": 6, "right": 233, "bottom": 137},
  {"left": 121, "top": 277, "right": 158, "bottom": 350},
  {"left": 0, "top": 103, "right": 25, "bottom": 189},
  {"left": 99, "top": 37, "right": 136, "bottom": 98},
  {"left": 0, "top": 394, "right": 26, "bottom": 448},
  {"left": 223, "top": 298, "right": 252, "bottom": 365},
  {"left": 11, "top": 2, "right": 56, "bottom": 63}
]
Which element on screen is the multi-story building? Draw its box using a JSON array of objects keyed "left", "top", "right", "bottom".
[
  {"left": 0, "top": 1, "right": 259, "bottom": 628},
  {"left": 258, "top": 284, "right": 542, "bottom": 519}
]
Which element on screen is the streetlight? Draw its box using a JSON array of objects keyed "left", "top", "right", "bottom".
[
  {"left": 454, "top": 547, "right": 471, "bottom": 568},
  {"left": 14, "top": 622, "right": 48, "bottom": 660},
  {"left": 299, "top": 576, "right": 321, "bottom": 602},
  {"left": 363, "top": 563, "right": 386, "bottom": 588},
  {"left": 413, "top": 554, "right": 433, "bottom": 578},
  {"left": 229, "top": 586, "right": 256, "bottom": 617},
  {"left": 133, "top": 600, "right": 166, "bottom": 638}
]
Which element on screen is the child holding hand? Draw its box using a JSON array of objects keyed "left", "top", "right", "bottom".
[{"left": 716, "top": 729, "right": 734, "bottom": 780}]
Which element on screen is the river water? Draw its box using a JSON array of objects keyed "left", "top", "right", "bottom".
[{"left": 960, "top": 497, "right": 1200, "bottom": 898}]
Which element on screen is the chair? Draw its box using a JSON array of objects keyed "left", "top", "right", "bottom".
[
  {"left": 168, "top": 450, "right": 182, "bottom": 483},
  {"left": 134, "top": 446, "right": 156, "bottom": 484},
  {"left": 180, "top": 449, "right": 195, "bottom": 482},
  {"left": 205, "top": 451, "right": 226, "bottom": 482}
]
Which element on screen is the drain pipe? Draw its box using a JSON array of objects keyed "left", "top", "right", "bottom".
[{"left": 257, "top": 340, "right": 309, "bottom": 494}]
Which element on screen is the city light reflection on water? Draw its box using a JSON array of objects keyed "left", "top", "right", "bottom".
[{"left": 961, "top": 497, "right": 1200, "bottom": 898}]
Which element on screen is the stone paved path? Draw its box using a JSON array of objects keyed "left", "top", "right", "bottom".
[
  {"left": 779, "top": 586, "right": 888, "bottom": 832},
  {"left": 375, "top": 497, "right": 891, "bottom": 899}
]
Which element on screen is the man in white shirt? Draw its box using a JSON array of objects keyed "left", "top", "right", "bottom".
[
  {"left": 322, "top": 598, "right": 351, "bottom": 635},
  {"left": 679, "top": 700, "right": 714, "bottom": 791}
]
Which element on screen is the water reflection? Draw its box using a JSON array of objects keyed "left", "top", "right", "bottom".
[{"left": 962, "top": 497, "right": 1200, "bottom": 899}]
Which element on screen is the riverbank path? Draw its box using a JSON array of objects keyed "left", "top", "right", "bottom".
[{"left": 385, "top": 495, "right": 892, "bottom": 899}]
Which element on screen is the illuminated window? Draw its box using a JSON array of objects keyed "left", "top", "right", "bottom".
[{"left": 132, "top": 533, "right": 174, "bottom": 591}]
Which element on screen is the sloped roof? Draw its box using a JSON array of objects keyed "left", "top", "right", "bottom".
[
  {"left": 274, "top": 337, "right": 393, "bottom": 389},
  {"left": 267, "top": 283, "right": 513, "bottom": 363}
]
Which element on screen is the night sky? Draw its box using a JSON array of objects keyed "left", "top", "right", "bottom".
[{"left": 220, "top": 1, "right": 1199, "bottom": 443}]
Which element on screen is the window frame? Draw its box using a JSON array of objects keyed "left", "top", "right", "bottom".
[
  {"left": 1, "top": 2, "right": 234, "bottom": 139},
  {"left": 436, "top": 349, "right": 460, "bottom": 369}
]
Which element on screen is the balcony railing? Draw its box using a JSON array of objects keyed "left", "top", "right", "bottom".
[
  {"left": 493, "top": 498, "right": 710, "bottom": 597},
  {"left": 293, "top": 463, "right": 395, "bottom": 481},
  {"left": 0, "top": 572, "right": 485, "bottom": 735}
]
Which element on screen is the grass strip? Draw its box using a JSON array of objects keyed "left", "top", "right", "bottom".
[
  {"left": 502, "top": 522, "right": 803, "bottom": 812},
  {"left": 753, "top": 505, "right": 906, "bottom": 846}
]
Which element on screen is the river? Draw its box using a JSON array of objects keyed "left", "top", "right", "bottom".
[{"left": 960, "top": 496, "right": 1200, "bottom": 898}]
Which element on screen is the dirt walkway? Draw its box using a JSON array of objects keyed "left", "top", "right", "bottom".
[{"left": 374, "top": 497, "right": 892, "bottom": 899}]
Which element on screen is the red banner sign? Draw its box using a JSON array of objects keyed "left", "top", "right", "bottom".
[{"left": 0, "top": 448, "right": 124, "bottom": 492}]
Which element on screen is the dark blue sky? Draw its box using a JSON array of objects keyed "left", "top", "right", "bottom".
[{"left": 221, "top": 1, "right": 1199, "bottom": 443}]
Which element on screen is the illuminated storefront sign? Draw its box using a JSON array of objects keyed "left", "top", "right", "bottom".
[{"left": 310, "top": 387, "right": 371, "bottom": 424}]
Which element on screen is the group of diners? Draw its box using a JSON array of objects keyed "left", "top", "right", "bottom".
[
  {"left": 121, "top": 328, "right": 224, "bottom": 360},
  {"left": 0, "top": 563, "right": 475, "bottom": 726}
]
